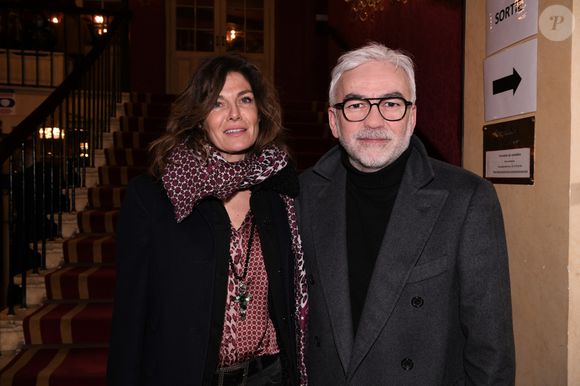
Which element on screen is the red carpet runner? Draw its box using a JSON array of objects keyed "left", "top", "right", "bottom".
[{"left": 0, "top": 92, "right": 171, "bottom": 386}]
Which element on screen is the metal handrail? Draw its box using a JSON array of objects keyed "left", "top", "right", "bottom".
[{"left": 0, "top": 6, "right": 130, "bottom": 313}]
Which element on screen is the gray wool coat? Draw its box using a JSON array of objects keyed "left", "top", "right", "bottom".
[{"left": 297, "top": 136, "right": 515, "bottom": 385}]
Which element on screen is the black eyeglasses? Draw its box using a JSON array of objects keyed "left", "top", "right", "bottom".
[{"left": 333, "top": 97, "right": 413, "bottom": 122}]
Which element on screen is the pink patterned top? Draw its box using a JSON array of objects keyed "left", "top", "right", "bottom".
[{"left": 218, "top": 213, "right": 280, "bottom": 366}]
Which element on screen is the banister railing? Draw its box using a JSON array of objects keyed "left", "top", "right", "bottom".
[
  {"left": 0, "top": 2, "right": 128, "bottom": 88},
  {"left": 0, "top": 5, "right": 130, "bottom": 313}
]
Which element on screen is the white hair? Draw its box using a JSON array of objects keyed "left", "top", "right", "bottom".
[{"left": 328, "top": 42, "right": 416, "bottom": 105}]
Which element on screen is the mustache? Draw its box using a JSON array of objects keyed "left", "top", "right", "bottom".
[{"left": 355, "top": 129, "right": 393, "bottom": 140}]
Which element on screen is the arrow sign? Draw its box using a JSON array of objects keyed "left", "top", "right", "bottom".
[
  {"left": 492, "top": 68, "right": 522, "bottom": 95},
  {"left": 484, "top": 39, "right": 536, "bottom": 120}
]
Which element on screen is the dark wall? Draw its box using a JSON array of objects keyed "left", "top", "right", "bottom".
[
  {"left": 128, "top": 0, "right": 165, "bottom": 93},
  {"left": 276, "top": 0, "right": 464, "bottom": 165},
  {"left": 275, "top": 0, "right": 329, "bottom": 104},
  {"left": 127, "top": 0, "right": 463, "bottom": 164}
]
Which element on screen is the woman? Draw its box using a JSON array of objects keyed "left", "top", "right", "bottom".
[{"left": 107, "top": 54, "right": 308, "bottom": 386}]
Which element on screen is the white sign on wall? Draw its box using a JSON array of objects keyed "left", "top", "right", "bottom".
[
  {"left": 484, "top": 38, "right": 537, "bottom": 121},
  {"left": 486, "top": 0, "right": 538, "bottom": 55},
  {"left": 0, "top": 89, "right": 15, "bottom": 115},
  {"left": 485, "top": 148, "right": 531, "bottom": 179}
]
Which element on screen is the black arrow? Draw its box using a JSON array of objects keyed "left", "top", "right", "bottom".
[{"left": 493, "top": 68, "right": 522, "bottom": 95}]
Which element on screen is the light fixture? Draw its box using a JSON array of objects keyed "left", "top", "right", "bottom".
[
  {"left": 345, "top": 0, "right": 408, "bottom": 22},
  {"left": 345, "top": 0, "right": 385, "bottom": 22},
  {"left": 93, "top": 15, "right": 108, "bottom": 35},
  {"left": 80, "top": 142, "right": 89, "bottom": 157},
  {"left": 225, "top": 23, "right": 241, "bottom": 44},
  {"left": 38, "top": 127, "right": 64, "bottom": 140}
]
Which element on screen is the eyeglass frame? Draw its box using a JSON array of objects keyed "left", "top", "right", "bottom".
[{"left": 332, "top": 96, "right": 414, "bottom": 122}]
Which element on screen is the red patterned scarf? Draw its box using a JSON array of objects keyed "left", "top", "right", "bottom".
[{"left": 162, "top": 144, "right": 309, "bottom": 385}]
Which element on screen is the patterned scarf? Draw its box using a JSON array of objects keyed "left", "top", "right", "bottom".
[{"left": 162, "top": 143, "right": 309, "bottom": 385}]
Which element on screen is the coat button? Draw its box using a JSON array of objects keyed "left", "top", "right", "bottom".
[
  {"left": 314, "top": 335, "right": 321, "bottom": 347},
  {"left": 401, "top": 358, "right": 414, "bottom": 371},
  {"left": 308, "top": 274, "right": 315, "bottom": 285},
  {"left": 411, "top": 296, "right": 424, "bottom": 308}
]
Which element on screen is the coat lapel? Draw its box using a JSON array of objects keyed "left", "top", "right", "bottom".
[
  {"left": 310, "top": 163, "right": 354, "bottom": 373},
  {"left": 347, "top": 145, "right": 449, "bottom": 377}
]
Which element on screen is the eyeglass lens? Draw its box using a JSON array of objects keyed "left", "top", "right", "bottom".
[{"left": 342, "top": 98, "right": 409, "bottom": 122}]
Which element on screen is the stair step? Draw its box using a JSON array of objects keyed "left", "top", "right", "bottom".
[
  {"left": 109, "top": 114, "right": 120, "bottom": 132},
  {"left": 102, "top": 132, "right": 113, "bottom": 148},
  {"left": 85, "top": 167, "right": 99, "bottom": 188},
  {"left": 124, "top": 102, "right": 171, "bottom": 117},
  {"left": 1, "top": 306, "right": 40, "bottom": 353},
  {"left": 24, "top": 303, "right": 112, "bottom": 345},
  {"left": 45, "top": 239, "right": 65, "bottom": 269},
  {"left": 0, "top": 346, "right": 108, "bottom": 385},
  {"left": 69, "top": 187, "right": 89, "bottom": 212},
  {"left": 119, "top": 116, "right": 168, "bottom": 131},
  {"left": 129, "top": 91, "right": 176, "bottom": 103},
  {"left": 87, "top": 186, "right": 126, "bottom": 209},
  {"left": 45, "top": 265, "right": 115, "bottom": 301},
  {"left": 0, "top": 319, "right": 24, "bottom": 353},
  {"left": 94, "top": 149, "right": 106, "bottom": 168},
  {"left": 98, "top": 166, "right": 147, "bottom": 186},
  {"left": 61, "top": 213, "right": 79, "bottom": 239},
  {"left": 77, "top": 209, "right": 119, "bottom": 234},
  {"left": 13, "top": 270, "right": 51, "bottom": 306},
  {"left": 113, "top": 131, "right": 164, "bottom": 148},
  {"left": 63, "top": 234, "right": 116, "bottom": 264},
  {"left": 105, "top": 148, "right": 150, "bottom": 167}
]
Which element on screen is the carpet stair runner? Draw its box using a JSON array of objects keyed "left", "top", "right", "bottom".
[{"left": 0, "top": 92, "right": 171, "bottom": 385}]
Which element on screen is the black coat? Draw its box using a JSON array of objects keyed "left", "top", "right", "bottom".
[
  {"left": 107, "top": 173, "right": 299, "bottom": 386},
  {"left": 298, "top": 136, "right": 515, "bottom": 385}
]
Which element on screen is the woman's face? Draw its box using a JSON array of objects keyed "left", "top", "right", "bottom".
[{"left": 205, "top": 72, "right": 260, "bottom": 162}]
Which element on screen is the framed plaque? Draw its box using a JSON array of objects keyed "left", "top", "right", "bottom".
[{"left": 483, "top": 116, "right": 535, "bottom": 184}]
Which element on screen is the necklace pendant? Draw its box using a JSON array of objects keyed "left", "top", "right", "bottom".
[
  {"left": 233, "top": 281, "right": 252, "bottom": 321},
  {"left": 238, "top": 281, "right": 247, "bottom": 295},
  {"left": 228, "top": 220, "right": 256, "bottom": 321}
]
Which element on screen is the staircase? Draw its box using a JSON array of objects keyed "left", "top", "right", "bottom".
[
  {"left": 0, "top": 92, "right": 170, "bottom": 385},
  {"left": 0, "top": 93, "right": 331, "bottom": 384}
]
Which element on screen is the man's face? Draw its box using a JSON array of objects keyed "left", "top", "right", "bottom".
[{"left": 328, "top": 60, "right": 416, "bottom": 173}]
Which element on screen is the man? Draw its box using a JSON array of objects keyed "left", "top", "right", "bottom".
[{"left": 298, "top": 43, "right": 515, "bottom": 385}]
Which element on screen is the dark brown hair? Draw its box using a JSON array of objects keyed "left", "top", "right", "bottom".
[{"left": 149, "top": 54, "right": 284, "bottom": 178}]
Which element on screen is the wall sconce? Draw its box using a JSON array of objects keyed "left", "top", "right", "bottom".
[
  {"left": 345, "top": 0, "right": 385, "bottom": 22},
  {"left": 49, "top": 14, "right": 61, "bottom": 24},
  {"left": 93, "top": 15, "right": 108, "bottom": 35},
  {"left": 38, "top": 127, "right": 64, "bottom": 140},
  {"left": 225, "top": 23, "right": 242, "bottom": 45}
]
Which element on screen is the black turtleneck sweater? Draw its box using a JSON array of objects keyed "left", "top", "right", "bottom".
[{"left": 343, "top": 147, "right": 411, "bottom": 336}]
